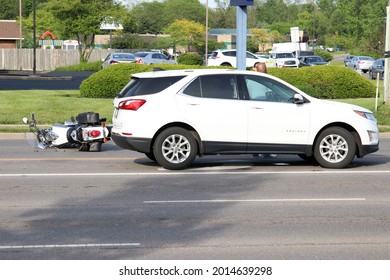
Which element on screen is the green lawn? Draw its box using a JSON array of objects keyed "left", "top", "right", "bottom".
[
  {"left": 0, "top": 90, "right": 113, "bottom": 132},
  {"left": 1, "top": 89, "right": 389, "bottom": 133}
]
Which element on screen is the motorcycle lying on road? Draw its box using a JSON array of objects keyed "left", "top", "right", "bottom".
[{"left": 23, "top": 112, "right": 111, "bottom": 152}]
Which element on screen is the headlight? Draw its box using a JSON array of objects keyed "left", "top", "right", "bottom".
[{"left": 354, "top": 110, "right": 377, "bottom": 122}]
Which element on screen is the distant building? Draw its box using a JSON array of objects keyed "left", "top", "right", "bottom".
[{"left": 0, "top": 20, "right": 22, "bottom": 48}]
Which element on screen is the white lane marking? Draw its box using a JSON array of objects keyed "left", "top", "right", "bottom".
[
  {"left": 144, "top": 198, "right": 366, "bottom": 204},
  {"left": 1, "top": 170, "right": 390, "bottom": 177},
  {"left": 0, "top": 243, "right": 140, "bottom": 250}
]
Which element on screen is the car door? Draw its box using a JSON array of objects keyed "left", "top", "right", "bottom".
[
  {"left": 242, "top": 74, "right": 311, "bottom": 151},
  {"left": 151, "top": 53, "right": 161, "bottom": 64},
  {"left": 176, "top": 74, "right": 247, "bottom": 150}
]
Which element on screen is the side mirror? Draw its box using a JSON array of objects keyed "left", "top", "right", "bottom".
[
  {"left": 294, "top": 93, "right": 305, "bottom": 104},
  {"left": 22, "top": 117, "right": 29, "bottom": 124}
]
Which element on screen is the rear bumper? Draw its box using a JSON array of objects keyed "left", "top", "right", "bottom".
[{"left": 111, "top": 133, "right": 151, "bottom": 153}]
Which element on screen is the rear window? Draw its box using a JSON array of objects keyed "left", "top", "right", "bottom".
[
  {"left": 134, "top": 53, "right": 148, "bottom": 57},
  {"left": 113, "top": 54, "right": 136, "bottom": 60},
  {"left": 117, "top": 76, "right": 185, "bottom": 98}
]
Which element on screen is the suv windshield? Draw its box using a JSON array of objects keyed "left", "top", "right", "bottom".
[{"left": 117, "top": 76, "right": 185, "bottom": 98}]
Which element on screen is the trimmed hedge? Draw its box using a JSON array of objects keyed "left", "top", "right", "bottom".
[
  {"left": 80, "top": 63, "right": 206, "bottom": 98},
  {"left": 177, "top": 53, "right": 203, "bottom": 65},
  {"left": 267, "top": 65, "right": 375, "bottom": 99},
  {"left": 80, "top": 63, "right": 376, "bottom": 99}
]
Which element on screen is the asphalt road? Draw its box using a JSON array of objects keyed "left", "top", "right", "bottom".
[
  {"left": 0, "top": 136, "right": 389, "bottom": 260},
  {"left": 0, "top": 71, "right": 94, "bottom": 90}
]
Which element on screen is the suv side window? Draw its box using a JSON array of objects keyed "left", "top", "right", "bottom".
[
  {"left": 246, "top": 52, "right": 257, "bottom": 59},
  {"left": 117, "top": 76, "right": 185, "bottom": 97},
  {"left": 223, "top": 51, "right": 236, "bottom": 57},
  {"left": 183, "top": 75, "right": 238, "bottom": 99},
  {"left": 244, "top": 75, "right": 296, "bottom": 103}
]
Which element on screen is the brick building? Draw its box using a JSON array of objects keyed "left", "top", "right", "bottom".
[{"left": 0, "top": 20, "right": 22, "bottom": 48}]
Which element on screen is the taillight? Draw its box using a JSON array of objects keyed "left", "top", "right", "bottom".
[
  {"left": 118, "top": 99, "right": 146, "bottom": 111},
  {"left": 110, "top": 60, "right": 119, "bottom": 64},
  {"left": 137, "top": 59, "right": 143, "bottom": 64},
  {"left": 89, "top": 130, "right": 101, "bottom": 137}
]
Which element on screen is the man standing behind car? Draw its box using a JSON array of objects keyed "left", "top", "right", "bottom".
[{"left": 253, "top": 61, "right": 267, "bottom": 73}]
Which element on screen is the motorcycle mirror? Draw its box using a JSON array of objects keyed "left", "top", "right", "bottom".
[{"left": 22, "top": 117, "right": 29, "bottom": 124}]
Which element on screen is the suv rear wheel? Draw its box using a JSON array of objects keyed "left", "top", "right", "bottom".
[
  {"left": 314, "top": 127, "right": 356, "bottom": 169},
  {"left": 154, "top": 127, "right": 197, "bottom": 170},
  {"left": 221, "top": 62, "right": 232, "bottom": 67}
]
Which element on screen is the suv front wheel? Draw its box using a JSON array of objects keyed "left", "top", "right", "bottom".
[
  {"left": 154, "top": 127, "right": 197, "bottom": 170},
  {"left": 314, "top": 127, "right": 356, "bottom": 169}
]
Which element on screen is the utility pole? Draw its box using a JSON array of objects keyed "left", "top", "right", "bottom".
[
  {"left": 33, "top": 0, "right": 36, "bottom": 74},
  {"left": 205, "top": 0, "right": 209, "bottom": 66},
  {"left": 19, "top": 0, "right": 22, "bottom": 70},
  {"left": 384, "top": 0, "right": 390, "bottom": 103}
]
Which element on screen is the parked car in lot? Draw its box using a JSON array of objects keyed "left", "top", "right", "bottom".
[
  {"left": 134, "top": 51, "right": 177, "bottom": 65},
  {"left": 207, "top": 49, "right": 267, "bottom": 68},
  {"left": 344, "top": 55, "right": 355, "bottom": 66},
  {"left": 102, "top": 52, "right": 138, "bottom": 68},
  {"left": 299, "top": 55, "right": 329, "bottom": 67},
  {"left": 111, "top": 69, "right": 379, "bottom": 170},
  {"left": 269, "top": 51, "right": 300, "bottom": 68},
  {"left": 346, "top": 56, "right": 375, "bottom": 73},
  {"left": 368, "top": 58, "right": 385, "bottom": 80}
]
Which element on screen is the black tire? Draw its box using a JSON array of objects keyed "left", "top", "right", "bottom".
[
  {"left": 298, "top": 154, "right": 317, "bottom": 163},
  {"left": 314, "top": 127, "right": 356, "bottom": 169},
  {"left": 221, "top": 62, "right": 232, "bottom": 67},
  {"left": 78, "top": 143, "right": 90, "bottom": 151},
  {"left": 89, "top": 142, "right": 102, "bottom": 152},
  {"left": 145, "top": 152, "right": 156, "bottom": 162},
  {"left": 153, "top": 127, "right": 197, "bottom": 170},
  {"left": 369, "top": 70, "right": 374, "bottom": 80}
]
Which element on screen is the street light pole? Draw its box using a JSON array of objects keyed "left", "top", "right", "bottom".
[
  {"left": 19, "top": 0, "right": 22, "bottom": 70},
  {"left": 33, "top": 0, "right": 36, "bottom": 74},
  {"left": 205, "top": 0, "right": 209, "bottom": 66},
  {"left": 385, "top": 1, "right": 390, "bottom": 104}
]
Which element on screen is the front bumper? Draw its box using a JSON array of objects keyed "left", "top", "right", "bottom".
[{"left": 360, "top": 143, "right": 379, "bottom": 157}]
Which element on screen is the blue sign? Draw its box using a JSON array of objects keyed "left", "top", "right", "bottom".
[{"left": 230, "top": 0, "right": 254, "bottom": 6}]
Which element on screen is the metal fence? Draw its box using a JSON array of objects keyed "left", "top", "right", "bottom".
[{"left": 0, "top": 48, "right": 135, "bottom": 71}]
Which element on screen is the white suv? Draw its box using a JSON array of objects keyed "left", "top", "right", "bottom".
[
  {"left": 269, "top": 51, "right": 299, "bottom": 68},
  {"left": 112, "top": 69, "right": 379, "bottom": 170},
  {"left": 207, "top": 49, "right": 268, "bottom": 68}
]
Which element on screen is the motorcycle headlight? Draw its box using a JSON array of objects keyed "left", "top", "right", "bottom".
[
  {"left": 354, "top": 110, "right": 377, "bottom": 122},
  {"left": 45, "top": 130, "right": 59, "bottom": 142}
]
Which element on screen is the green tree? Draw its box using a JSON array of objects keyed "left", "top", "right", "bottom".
[
  {"left": 164, "top": 0, "right": 205, "bottom": 24},
  {"left": 44, "top": 0, "right": 127, "bottom": 62},
  {"left": 127, "top": 0, "right": 205, "bottom": 34},
  {"left": 111, "top": 33, "right": 150, "bottom": 49},
  {"left": 127, "top": 1, "right": 167, "bottom": 34},
  {"left": 0, "top": 0, "right": 19, "bottom": 19},
  {"left": 22, "top": 8, "right": 59, "bottom": 48},
  {"left": 164, "top": 19, "right": 205, "bottom": 52},
  {"left": 0, "top": 0, "right": 48, "bottom": 19}
]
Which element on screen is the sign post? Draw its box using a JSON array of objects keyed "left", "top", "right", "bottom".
[
  {"left": 230, "top": 0, "right": 254, "bottom": 70},
  {"left": 100, "top": 17, "right": 123, "bottom": 50},
  {"left": 384, "top": 1, "right": 390, "bottom": 104}
]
